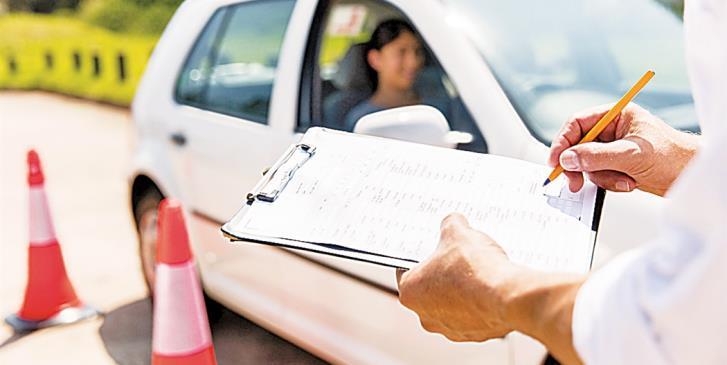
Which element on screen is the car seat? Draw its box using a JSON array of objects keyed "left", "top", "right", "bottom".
[{"left": 323, "top": 43, "right": 374, "bottom": 130}]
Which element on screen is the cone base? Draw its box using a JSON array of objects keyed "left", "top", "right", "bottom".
[
  {"left": 152, "top": 346, "right": 217, "bottom": 365},
  {"left": 5, "top": 304, "right": 100, "bottom": 332}
]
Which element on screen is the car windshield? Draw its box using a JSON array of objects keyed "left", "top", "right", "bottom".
[{"left": 441, "top": 0, "right": 699, "bottom": 143}]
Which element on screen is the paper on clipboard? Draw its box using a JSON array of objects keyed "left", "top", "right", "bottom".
[{"left": 223, "top": 128, "right": 604, "bottom": 272}]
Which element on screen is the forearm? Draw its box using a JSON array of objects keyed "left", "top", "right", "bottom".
[{"left": 495, "top": 269, "right": 587, "bottom": 365}]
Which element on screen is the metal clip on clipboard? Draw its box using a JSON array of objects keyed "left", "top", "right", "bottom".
[{"left": 246, "top": 143, "right": 316, "bottom": 204}]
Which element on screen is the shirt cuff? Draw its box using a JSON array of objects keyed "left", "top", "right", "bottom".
[{"left": 571, "top": 248, "right": 666, "bottom": 365}]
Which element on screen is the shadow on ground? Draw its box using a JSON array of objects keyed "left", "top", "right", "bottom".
[
  {"left": 99, "top": 298, "right": 327, "bottom": 365},
  {"left": 0, "top": 331, "right": 30, "bottom": 349}
]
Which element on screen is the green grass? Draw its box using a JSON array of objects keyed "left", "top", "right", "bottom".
[{"left": 0, "top": 13, "right": 157, "bottom": 106}]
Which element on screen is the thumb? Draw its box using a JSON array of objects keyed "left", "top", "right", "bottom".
[
  {"left": 560, "top": 139, "right": 639, "bottom": 173},
  {"left": 440, "top": 213, "right": 470, "bottom": 232},
  {"left": 439, "top": 213, "right": 470, "bottom": 248},
  {"left": 396, "top": 268, "right": 408, "bottom": 286}
]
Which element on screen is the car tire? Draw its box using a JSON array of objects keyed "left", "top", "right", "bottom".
[{"left": 133, "top": 188, "right": 223, "bottom": 324}]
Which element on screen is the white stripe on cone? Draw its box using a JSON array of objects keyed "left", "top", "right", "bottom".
[
  {"left": 152, "top": 260, "right": 213, "bottom": 356},
  {"left": 29, "top": 187, "right": 57, "bottom": 246}
]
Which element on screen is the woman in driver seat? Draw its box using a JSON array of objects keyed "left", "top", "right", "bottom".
[{"left": 344, "top": 19, "right": 432, "bottom": 131}]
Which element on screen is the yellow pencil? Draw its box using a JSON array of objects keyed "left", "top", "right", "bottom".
[{"left": 543, "top": 69, "right": 655, "bottom": 187}]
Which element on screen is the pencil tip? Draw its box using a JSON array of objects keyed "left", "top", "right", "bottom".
[{"left": 542, "top": 178, "right": 551, "bottom": 187}]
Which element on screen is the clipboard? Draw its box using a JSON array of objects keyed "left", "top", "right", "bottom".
[
  {"left": 222, "top": 128, "right": 606, "bottom": 271},
  {"left": 224, "top": 142, "right": 423, "bottom": 268}
]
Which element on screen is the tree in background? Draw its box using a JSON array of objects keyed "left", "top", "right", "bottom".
[
  {"left": 1, "top": 0, "right": 183, "bottom": 35},
  {"left": 80, "top": 0, "right": 183, "bottom": 34},
  {"left": 5, "top": 0, "right": 82, "bottom": 13}
]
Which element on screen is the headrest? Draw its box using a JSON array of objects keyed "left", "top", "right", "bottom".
[{"left": 331, "top": 43, "right": 374, "bottom": 92}]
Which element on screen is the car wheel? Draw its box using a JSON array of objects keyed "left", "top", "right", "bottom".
[
  {"left": 132, "top": 188, "right": 223, "bottom": 323},
  {"left": 134, "top": 189, "right": 162, "bottom": 294}
]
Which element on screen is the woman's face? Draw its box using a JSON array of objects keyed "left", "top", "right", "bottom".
[{"left": 368, "top": 31, "right": 425, "bottom": 91}]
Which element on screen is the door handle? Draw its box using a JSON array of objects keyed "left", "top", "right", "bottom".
[{"left": 170, "top": 132, "right": 187, "bottom": 146}]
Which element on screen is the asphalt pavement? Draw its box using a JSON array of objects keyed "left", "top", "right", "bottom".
[{"left": 0, "top": 91, "right": 325, "bottom": 365}]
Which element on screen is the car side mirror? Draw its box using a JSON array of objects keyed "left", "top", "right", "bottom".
[{"left": 352, "top": 105, "right": 472, "bottom": 148}]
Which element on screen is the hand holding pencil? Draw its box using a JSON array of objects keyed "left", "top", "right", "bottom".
[{"left": 546, "top": 70, "right": 700, "bottom": 196}]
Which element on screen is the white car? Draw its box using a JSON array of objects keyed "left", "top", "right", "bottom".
[{"left": 130, "top": 0, "right": 696, "bottom": 363}]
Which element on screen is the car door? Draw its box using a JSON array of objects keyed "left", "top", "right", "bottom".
[
  {"left": 295, "top": 0, "right": 492, "bottom": 298},
  {"left": 291, "top": 0, "right": 514, "bottom": 363},
  {"left": 170, "top": 0, "right": 298, "bottom": 222}
]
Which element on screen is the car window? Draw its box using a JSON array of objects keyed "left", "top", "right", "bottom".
[
  {"left": 175, "top": 0, "right": 296, "bottom": 124},
  {"left": 175, "top": 8, "right": 226, "bottom": 107},
  {"left": 299, "top": 0, "right": 487, "bottom": 153}
]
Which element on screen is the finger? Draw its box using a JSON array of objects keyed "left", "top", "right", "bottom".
[
  {"left": 563, "top": 171, "right": 584, "bottom": 192},
  {"left": 586, "top": 171, "right": 637, "bottom": 192},
  {"left": 440, "top": 213, "right": 469, "bottom": 231},
  {"left": 420, "top": 318, "right": 447, "bottom": 334},
  {"left": 442, "top": 333, "right": 469, "bottom": 342},
  {"left": 560, "top": 139, "right": 639, "bottom": 173},
  {"left": 396, "top": 268, "right": 408, "bottom": 285},
  {"left": 442, "top": 332, "right": 488, "bottom": 343},
  {"left": 439, "top": 213, "right": 471, "bottom": 249},
  {"left": 548, "top": 105, "right": 616, "bottom": 167},
  {"left": 396, "top": 269, "right": 417, "bottom": 309}
]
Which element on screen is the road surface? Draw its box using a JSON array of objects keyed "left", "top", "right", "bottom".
[{"left": 0, "top": 91, "right": 325, "bottom": 365}]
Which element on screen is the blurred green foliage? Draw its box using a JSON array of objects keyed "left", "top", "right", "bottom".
[
  {"left": 0, "top": 0, "right": 182, "bottom": 106},
  {"left": 5, "top": 0, "right": 82, "bottom": 13},
  {"left": 80, "top": 0, "right": 182, "bottom": 35},
  {"left": 0, "top": 13, "right": 157, "bottom": 105},
  {"left": 3, "top": 0, "right": 183, "bottom": 32}
]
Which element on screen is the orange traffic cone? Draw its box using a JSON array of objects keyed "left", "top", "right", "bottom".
[
  {"left": 152, "top": 199, "right": 217, "bottom": 365},
  {"left": 5, "top": 150, "right": 98, "bottom": 332}
]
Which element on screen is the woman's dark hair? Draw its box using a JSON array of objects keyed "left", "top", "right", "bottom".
[
  {"left": 365, "top": 19, "right": 419, "bottom": 89},
  {"left": 367, "top": 19, "right": 417, "bottom": 51}
]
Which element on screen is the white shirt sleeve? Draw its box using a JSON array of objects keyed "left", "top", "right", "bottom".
[
  {"left": 572, "top": 136, "right": 727, "bottom": 364},
  {"left": 572, "top": 1, "right": 727, "bottom": 363}
]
